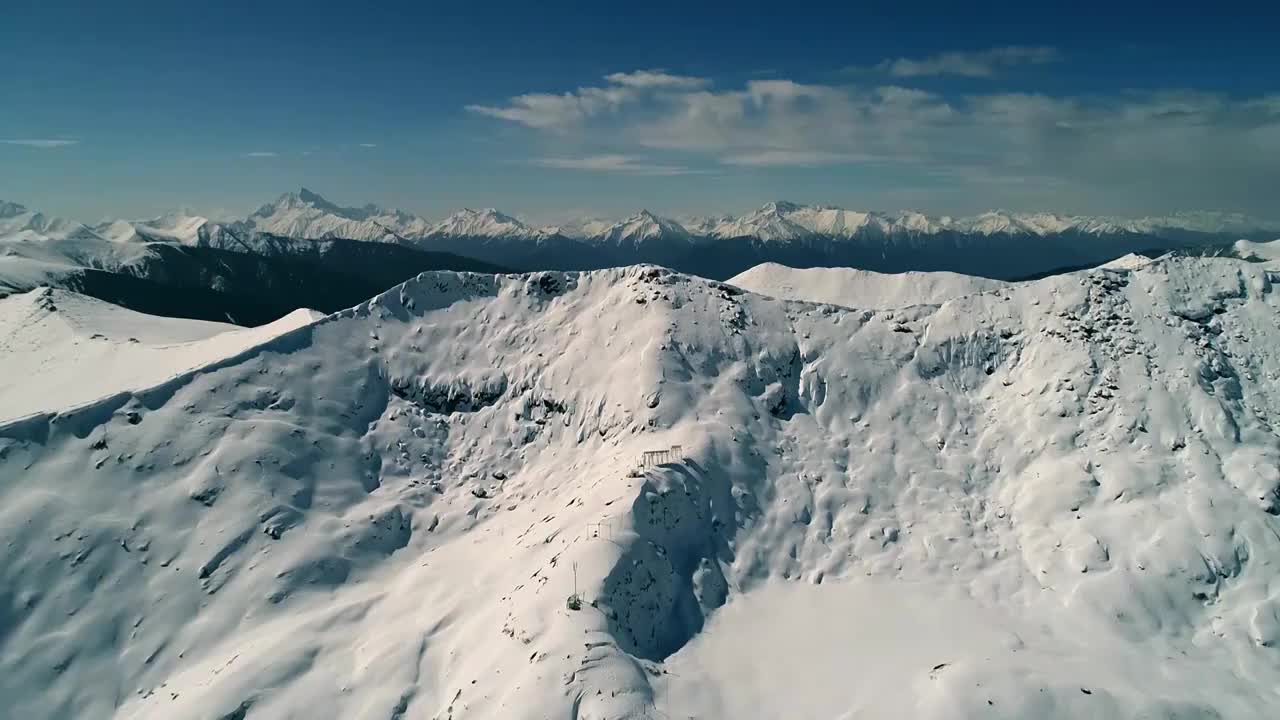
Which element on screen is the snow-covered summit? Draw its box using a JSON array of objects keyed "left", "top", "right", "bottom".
[
  {"left": 710, "top": 201, "right": 816, "bottom": 241},
  {"left": 728, "top": 261, "right": 1010, "bottom": 308},
  {"left": 587, "top": 209, "right": 692, "bottom": 246},
  {"left": 428, "top": 207, "right": 537, "bottom": 238},
  {"left": 240, "top": 188, "right": 433, "bottom": 243},
  {"left": 6, "top": 256, "right": 1280, "bottom": 718}
]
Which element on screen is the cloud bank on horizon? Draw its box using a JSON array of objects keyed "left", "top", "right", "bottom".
[{"left": 466, "top": 53, "right": 1280, "bottom": 216}]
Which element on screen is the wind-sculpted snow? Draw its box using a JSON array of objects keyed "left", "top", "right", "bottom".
[{"left": 3, "top": 258, "right": 1280, "bottom": 718}]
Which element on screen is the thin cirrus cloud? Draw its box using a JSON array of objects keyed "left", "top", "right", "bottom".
[
  {"left": 532, "top": 154, "right": 709, "bottom": 176},
  {"left": 242, "top": 151, "right": 279, "bottom": 157},
  {"left": 359, "top": 143, "right": 378, "bottom": 148},
  {"left": 869, "top": 46, "right": 1061, "bottom": 78},
  {"left": 466, "top": 64, "right": 1280, "bottom": 214},
  {"left": 720, "top": 150, "right": 886, "bottom": 167},
  {"left": 2, "top": 138, "right": 79, "bottom": 148}
]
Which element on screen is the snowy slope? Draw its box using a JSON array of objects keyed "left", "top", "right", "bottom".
[
  {"left": 1235, "top": 238, "right": 1280, "bottom": 266},
  {"left": 0, "top": 232, "right": 159, "bottom": 297},
  {"left": 0, "top": 288, "right": 323, "bottom": 423},
  {"left": 1099, "top": 253, "right": 1157, "bottom": 271},
  {"left": 587, "top": 210, "right": 692, "bottom": 247},
  {"left": 728, "top": 262, "right": 1010, "bottom": 308},
  {"left": 0, "top": 257, "right": 78, "bottom": 295},
  {"left": 5, "top": 257, "right": 1280, "bottom": 719}
]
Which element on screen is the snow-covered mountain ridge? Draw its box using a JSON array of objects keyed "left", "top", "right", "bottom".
[
  {"left": 6, "top": 192, "right": 1278, "bottom": 248},
  {"left": 728, "top": 262, "right": 1011, "bottom": 308},
  {"left": 5, "top": 254, "right": 1280, "bottom": 717}
]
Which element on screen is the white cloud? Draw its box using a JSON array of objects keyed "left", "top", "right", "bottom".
[
  {"left": 871, "top": 46, "right": 1060, "bottom": 78},
  {"left": 243, "top": 151, "right": 278, "bottom": 157},
  {"left": 359, "top": 143, "right": 378, "bottom": 148},
  {"left": 532, "top": 154, "right": 708, "bottom": 176},
  {"left": 2, "top": 139, "right": 79, "bottom": 148},
  {"left": 468, "top": 89, "right": 627, "bottom": 131},
  {"left": 466, "top": 70, "right": 705, "bottom": 132},
  {"left": 720, "top": 150, "right": 877, "bottom": 167},
  {"left": 603, "top": 70, "right": 709, "bottom": 90},
  {"left": 469, "top": 70, "right": 1280, "bottom": 214}
]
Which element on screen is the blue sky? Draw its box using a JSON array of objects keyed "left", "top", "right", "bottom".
[{"left": 1, "top": 0, "right": 1277, "bottom": 223}]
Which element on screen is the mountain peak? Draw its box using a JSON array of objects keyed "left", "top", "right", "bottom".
[
  {"left": 430, "top": 207, "right": 530, "bottom": 238},
  {"left": 240, "top": 190, "right": 430, "bottom": 242},
  {"left": 760, "top": 200, "right": 804, "bottom": 214}
]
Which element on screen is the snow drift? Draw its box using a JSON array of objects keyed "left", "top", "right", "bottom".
[{"left": 3, "top": 256, "right": 1280, "bottom": 718}]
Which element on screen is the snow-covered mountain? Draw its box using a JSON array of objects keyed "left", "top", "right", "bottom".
[
  {"left": 704, "top": 202, "right": 1280, "bottom": 242},
  {"left": 427, "top": 207, "right": 538, "bottom": 239},
  {"left": 708, "top": 201, "right": 814, "bottom": 241},
  {"left": 5, "top": 255, "right": 1280, "bottom": 718},
  {"left": 94, "top": 211, "right": 210, "bottom": 245},
  {"left": 238, "top": 188, "right": 434, "bottom": 243},
  {"left": 586, "top": 209, "right": 692, "bottom": 247},
  {"left": 0, "top": 200, "right": 102, "bottom": 243},
  {"left": 539, "top": 217, "right": 614, "bottom": 240},
  {"left": 8, "top": 193, "right": 1280, "bottom": 287}
]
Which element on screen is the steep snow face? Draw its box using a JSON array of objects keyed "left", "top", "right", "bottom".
[
  {"left": 5, "top": 258, "right": 1280, "bottom": 719},
  {"left": 588, "top": 210, "right": 692, "bottom": 246},
  {"left": 240, "top": 188, "right": 433, "bottom": 242},
  {"left": 428, "top": 208, "right": 536, "bottom": 238},
  {"left": 728, "top": 262, "right": 1009, "bottom": 308},
  {"left": 0, "top": 288, "right": 323, "bottom": 423}
]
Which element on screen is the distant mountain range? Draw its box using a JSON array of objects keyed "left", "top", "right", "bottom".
[
  {"left": 4, "top": 189, "right": 1278, "bottom": 324},
  {"left": 230, "top": 189, "right": 1280, "bottom": 247}
]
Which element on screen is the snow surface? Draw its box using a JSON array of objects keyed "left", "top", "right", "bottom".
[
  {"left": 0, "top": 288, "right": 323, "bottom": 423},
  {"left": 1235, "top": 238, "right": 1280, "bottom": 266},
  {"left": 728, "top": 262, "right": 1010, "bottom": 308},
  {"left": 4, "top": 258, "right": 1280, "bottom": 719}
]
